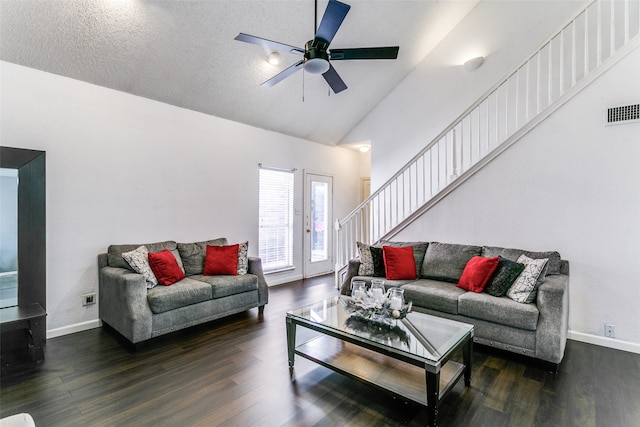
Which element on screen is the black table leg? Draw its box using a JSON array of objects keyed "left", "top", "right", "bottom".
[
  {"left": 425, "top": 370, "right": 440, "bottom": 427},
  {"left": 286, "top": 317, "right": 296, "bottom": 367},
  {"left": 463, "top": 338, "right": 472, "bottom": 386}
]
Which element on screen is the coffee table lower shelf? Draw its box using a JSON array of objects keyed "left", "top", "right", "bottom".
[{"left": 295, "top": 334, "right": 466, "bottom": 408}]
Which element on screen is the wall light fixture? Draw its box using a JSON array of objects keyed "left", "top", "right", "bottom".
[{"left": 464, "top": 56, "right": 484, "bottom": 71}]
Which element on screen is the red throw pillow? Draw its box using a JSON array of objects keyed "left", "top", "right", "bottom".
[
  {"left": 204, "top": 244, "right": 239, "bottom": 276},
  {"left": 148, "top": 249, "right": 185, "bottom": 286},
  {"left": 457, "top": 256, "right": 500, "bottom": 293},
  {"left": 383, "top": 246, "right": 417, "bottom": 280}
]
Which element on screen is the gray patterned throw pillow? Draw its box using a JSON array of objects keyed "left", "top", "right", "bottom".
[
  {"left": 122, "top": 245, "right": 158, "bottom": 289},
  {"left": 507, "top": 255, "right": 549, "bottom": 303},
  {"left": 237, "top": 241, "right": 249, "bottom": 275},
  {"left": 357, "top": 242, "right": 375, "bottom": 276}
]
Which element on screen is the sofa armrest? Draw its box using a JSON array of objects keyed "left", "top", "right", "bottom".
[
  {"left": 534, "top": 273, "right": 569, "bottom": 364},
  {"left": 98, "top": 264, "right": 153, "bottom": 344},
  {"left": 98, "top": 253, "right": 109, "bottom": 269},
  {"left": 248, "top": 257, "right": 269, "bottom": 307},
  {"left": 339, "top": 258, "right": 362, "bottom": 296}
]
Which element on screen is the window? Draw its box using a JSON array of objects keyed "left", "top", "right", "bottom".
[{"left": 258, "top": 167, "right": 294, "bottom": 272}]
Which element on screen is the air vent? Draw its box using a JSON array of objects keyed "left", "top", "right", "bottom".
[{"left": 605, "top": 104, "right": 640, "bottom": 126}]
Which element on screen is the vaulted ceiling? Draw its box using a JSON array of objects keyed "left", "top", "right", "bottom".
[{"left": 0, "top": 0, "right": 479, "bottom": 145}]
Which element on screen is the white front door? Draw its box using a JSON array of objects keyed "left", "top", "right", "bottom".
[{"left": 303, "top": 171, "right": 333, "bottom": 278}]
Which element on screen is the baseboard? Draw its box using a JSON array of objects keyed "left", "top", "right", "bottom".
[
  {"left": 47, "top": 319, "right": 102, "bottom": 339},
  {"left": 568, "top": 330, "right": 640, "bottom": 354},
  {"left": 267, "top": 273, "right": 304, "bottom": 286}
]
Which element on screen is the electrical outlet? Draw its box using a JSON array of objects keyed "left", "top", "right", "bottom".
[
  {"left": 83, "top": 293, "right": 96, "bottom": 306},
  {"left": 605, "top": 323, "right": 615, "bottom": 338}
]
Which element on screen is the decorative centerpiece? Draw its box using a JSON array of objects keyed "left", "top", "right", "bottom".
[
  {"left": 344, "top": 316, "right": 410, "bottom": 346},
  {"left": 347, "top": 280, "right": 412, "bottom": 325}
]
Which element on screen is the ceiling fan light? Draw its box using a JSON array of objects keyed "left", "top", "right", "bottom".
[
  {"left": 359, "top": 145, "right": 370, "bottom": 153},
  {"left": 266, "top": 52, "right": 282, "bottom": 65},
  {"left": 304, "top": 58, "right": 330, "bottom": 74}
]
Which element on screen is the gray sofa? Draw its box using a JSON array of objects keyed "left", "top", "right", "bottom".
[
  {"left": 340, "top": 241, "right": 569, "bottom": 370},
  {"left": 99, "top": 238, "right": 268, "bottom": 347}
]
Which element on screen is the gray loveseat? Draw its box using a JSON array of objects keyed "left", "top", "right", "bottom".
[
  {"left": 340, "top": 241, "right": 569, "bottom": 370},
  {"left": 99, "top": 238, "right": 268, "bottom": 347}
]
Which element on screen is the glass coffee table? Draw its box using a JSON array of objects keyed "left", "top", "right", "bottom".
[{"left": 286, "top": 296, "right": 474, "bottom": 427}]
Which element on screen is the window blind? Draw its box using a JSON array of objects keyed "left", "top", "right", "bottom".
[{"left": 258, "top": 167, "right": 294, "bottom": 272}]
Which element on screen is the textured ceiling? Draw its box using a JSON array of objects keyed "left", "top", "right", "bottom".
[{"left": 0, "top": 0, "right": 478, "bottom": 146}]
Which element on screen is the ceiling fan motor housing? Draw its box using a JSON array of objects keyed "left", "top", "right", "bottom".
[{"left": 304, "top": 40, "right": 330, "bottom": 74}]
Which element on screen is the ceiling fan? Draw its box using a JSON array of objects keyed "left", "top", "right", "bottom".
[{"left": 234, "top": 0, "right": 399, "bottom": 94}]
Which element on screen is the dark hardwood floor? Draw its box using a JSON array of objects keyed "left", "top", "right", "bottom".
[{"left": 1, "top": 275, "right": 639, "bottom": 426}]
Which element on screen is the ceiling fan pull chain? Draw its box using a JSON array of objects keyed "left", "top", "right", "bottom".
[{"left": 302, "top": 69, "right": 305, "bottom": 103}]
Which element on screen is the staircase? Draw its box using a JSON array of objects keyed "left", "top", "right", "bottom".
[{"left": 335, "top": 0, "right": 640, "bottom": 284}]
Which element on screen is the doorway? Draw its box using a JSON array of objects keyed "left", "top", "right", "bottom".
[{"left": 303, "top": 171, "right": 333, "bottom": 277}]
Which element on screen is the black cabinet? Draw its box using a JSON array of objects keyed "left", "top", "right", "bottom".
[{"left": 0, "top": 147, "right": 46, "bottom": 372}]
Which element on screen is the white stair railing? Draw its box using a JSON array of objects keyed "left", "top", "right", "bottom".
[{"left": 335, "top": 0, "right": 640, "bottom": 280}]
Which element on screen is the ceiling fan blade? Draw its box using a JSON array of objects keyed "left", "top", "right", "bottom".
[
  {"left": 234, "top": 33, "right": 304, "bottom": 55},
  {"left": 314, "top": 0, "right": 351, "bottom": 45},
  {"left": 322, "top": 64, "right": 347, "bottom": 94},
  {"left": 330, "top": 46, "right": 399, "bottom": 60},
  {"left": 261, "top": 60, "right": 305, "bottom": 87}
]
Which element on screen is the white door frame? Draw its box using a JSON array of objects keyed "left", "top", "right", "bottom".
[{"left": 303, "top": 170, "right": 334, "bottom": 278}]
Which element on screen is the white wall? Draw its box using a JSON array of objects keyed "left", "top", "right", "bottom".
[
  {"left": 346, "top": 0, "right": 640, "bottom": 351},
  {"left": 0, "top": 61, "right": 362, "bottom": 336},
  {"left": 342, "top": 0, "right": 584, "bottom": 190}
]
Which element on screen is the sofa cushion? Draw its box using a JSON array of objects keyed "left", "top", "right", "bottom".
[
  {"left": 379, "top": 241, "right": 428, "bottom": 279},
  {"left": 421, "top": 242, "right": 482, "bottom": 283},
  {"left": 457, "top": 256, "right": 500, "bottom": 293},
  {"left": 482, "top": 246, "right": 562, "bottom": 275},
  {"left": 147, "top": 277, "right": 213, "bottom": 314},
  {"left": 121, "top": 245, "right": 158, "bottom": 289},
  {"left": 383, "top": 246, "right": 417, "bottom": 280},
  {"left": 458, "top": 292, "right": 539, "bottom": 331},
  {"left": 108, "top": 241, "right": 182, "bottom": 271},
  {"left": 400, "top": 280, "right": 466, "bottom": 315},
  {"left": 204, "top": 244, "right": 239, "bottom": 276},
  {"left": 177, "top": 238, "right": 228, "bottom": 276},
  {"left": 507, "top": 255, "right": 549, "bottom": 303},
  {"left": 190, "top": 274, "right": 259, "bottom": 299},
  {"left": 484, "top": 256, "right": 525, "bottom": 297},
  {"left": 148, "top": 249, "right": 186, "bottom": 286}
]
